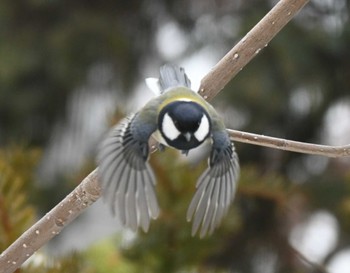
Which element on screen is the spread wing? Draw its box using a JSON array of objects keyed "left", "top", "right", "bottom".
[
  {"left": 187, "top": 130, "right": 240, "bottom": 237},
  {"left": 97, "top": 113, "right": 159, "bottom": 232}
]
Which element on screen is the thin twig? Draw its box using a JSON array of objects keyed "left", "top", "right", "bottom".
[
  {"left": 0, "top": 170, "right": 101, "bottom": 273},
  {"left": 228, "top": 129, "right": 350, "bottom": 158}
]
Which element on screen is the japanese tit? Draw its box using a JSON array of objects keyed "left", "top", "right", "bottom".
[{"left": 98, "top": 64, "right": 239, "bottom": 237}]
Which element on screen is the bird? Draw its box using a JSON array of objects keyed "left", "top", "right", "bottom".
[{"left": 97, "top": 64, "right": 240, "bottom": 237}]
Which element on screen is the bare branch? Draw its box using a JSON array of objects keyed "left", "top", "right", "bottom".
[
  {"left": 229, "top": 129, "right": 350, "bottom": 158},
  {"left": 199, "top": 0, "right": 310, "bottom": 100},
  {"left": 0, "top": 170, "right": 101, "bottom": 273}
]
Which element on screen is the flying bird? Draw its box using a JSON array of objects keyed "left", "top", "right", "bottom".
[{"left": 98, "top": 64, "right": 239, "bottom": 237}]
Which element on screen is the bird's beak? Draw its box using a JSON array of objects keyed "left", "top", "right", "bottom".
[{"left": 184, "top": 132, "right": 191, "bottom": 142}]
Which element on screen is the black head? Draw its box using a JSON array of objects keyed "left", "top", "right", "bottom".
[{"left": 158, "top": 100, "right": 211, "bottom": 150}]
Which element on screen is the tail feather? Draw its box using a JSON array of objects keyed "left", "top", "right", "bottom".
[{"left": 159, "top": 64, "right": 191, "bottom": 92}]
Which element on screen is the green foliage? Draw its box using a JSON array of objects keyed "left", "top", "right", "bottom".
[
  {"left": 0, "top": 0, "right": 154, "bottom": 145},
  {"left": 23, "top": 253, "right": 94, "bottom": 273},
  {"left": 0, "top": 148, "right": 96, "bottom": 272},
  {"left": 0, "top": 149, "right": 37, "bottom": 250},
  {"left": 85, "top": 238, "right": 137, "bottom": 273}
]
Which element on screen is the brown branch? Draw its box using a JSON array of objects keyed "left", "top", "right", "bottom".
[
  {"left": 0, "top": 0, "right": 318, "bottom": 272},
  {"left": 0, "top": 170, "right": 101, "bottom": 273},
  {"left": 199, "top": 0, "right": 310, "bottom": 100},
  {"left": 229, "top": 129, "right": 350, "bottom": 158}
]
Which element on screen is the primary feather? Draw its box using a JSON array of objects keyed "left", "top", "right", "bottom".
[
  {"left": 187, "top": 130, "right": 240, "bottom": 237},
  {"left": 98, "top": 114, "right": 159, "bottom": 232}
]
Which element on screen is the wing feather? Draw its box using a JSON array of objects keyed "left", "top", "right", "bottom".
[
  {"left": 200, "top": 175, "right": 220, "bottom": 237},
  {"left": 187, "top": 131, "right": 240, "bottom": 237},
  {"left": 98, "top": 113, "right": 159, "bottom": 232},
  {"left": 186, "top": 170, "right": 210, "bottom": 221},
  {"left": 192, "top": 179, "right": 214, "bottom": 236},
  {"left": 126, "top": 168, "right": 137, "bottom": 230},
  {"left": 144, "top": 166, "right": 160, "bottom": 218},
  {"left": 137, "top": 169, "right": 151, "bottom": 231}
]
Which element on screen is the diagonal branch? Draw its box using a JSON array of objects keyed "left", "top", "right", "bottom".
[
  {"left": 0, "top": 170, "right": 101, "bottom": 273},
  {"left": 1, "top": 0, "right": 331, "bottom": 272},
  {"left": 199, "top": 0, "right": 309, "bottom": 100}
]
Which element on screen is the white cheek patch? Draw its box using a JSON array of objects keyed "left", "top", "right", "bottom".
[
  {"left": 194, "top": 115, "right": 210, "bottom": 142},
  {"left": 162, "top": 113, "right": 181, "bottom": 141}
]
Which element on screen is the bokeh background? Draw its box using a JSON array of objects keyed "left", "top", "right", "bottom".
[{"left": 1, "top": 0, "right": 350, "bottom": 272}]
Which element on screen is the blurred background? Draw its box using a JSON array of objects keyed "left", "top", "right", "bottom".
[{"left": 1, "top": 0, "right": 350, "bottom": 272}]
